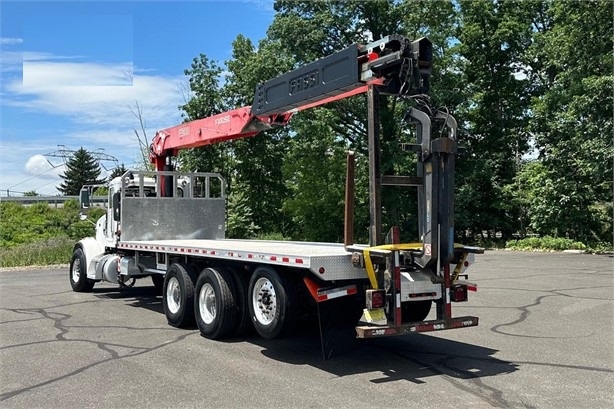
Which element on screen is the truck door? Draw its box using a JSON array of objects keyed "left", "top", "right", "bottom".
[{"left": 106, "top": 185, "right": 120, "bottom": 246}]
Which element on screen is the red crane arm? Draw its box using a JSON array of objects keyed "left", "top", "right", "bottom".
[
  {"left": 150, "top": 34, "right": 432, "bottom": 171},
  {"left": 149, "top": 82, "right": 383, "bottom": 171},
  {"left": 150, "top": 107, "right": 288, "bottom": 171}
]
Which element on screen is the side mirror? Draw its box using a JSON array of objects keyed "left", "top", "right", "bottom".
[{"left": 79, "top": 188, "right": 90, "bottom": 209}]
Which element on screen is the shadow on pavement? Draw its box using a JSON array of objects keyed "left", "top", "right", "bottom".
[
  {"left": 93, "top": 285, "right": 164, "bottom": 315},
  {"left": 252, "top": 329, "right": 518, "bottom": 384},
  {"left": 91, "top": 284, "right": 517, "bottom": 384}
]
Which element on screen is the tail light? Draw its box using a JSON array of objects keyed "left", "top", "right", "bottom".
[
  {"left": 451, "top": 284, "right": 468, "bottom": 302},
  {"left": 366, "top": 289, "right": 386, "bottom": 309}
]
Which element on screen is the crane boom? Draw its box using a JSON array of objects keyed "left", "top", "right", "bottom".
[{"left": 150, "top": 34, "right": 432, "bottom": 171}]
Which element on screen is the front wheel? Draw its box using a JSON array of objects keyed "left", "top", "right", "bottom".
[
  {"left": 248, "top": 267, "right": 296, "bottom": 339},
  {"left": 69, "top": 247, "right": 95, "bottom": 292},
  {"left": 163, "top": 263, "right": 196, "bottom": 328}
]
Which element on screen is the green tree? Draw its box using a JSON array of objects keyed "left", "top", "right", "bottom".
[
  {"left": 57, "top": 148, "right": 103, "bottom": 196},
  {"left": 23, "top": 191, "right": 39, "bottom": 197},
  {"left": 178, "top": 54, "right": 234, "bottom": 179},
  {"left": 222, "top": 35, "right": 295, "bottom": 233},
  {"left": 226, "top": 187, "right": 260, "bottom": 239},
  {"left": 282, "top": 110, "right": 349, "bottom": 242},
  {"left": 110, "top": 163, "right": 127, "bottom": 180},
  {"left": 455, "top": 0, "right": 535, "bottom": 240},
  {"left": 526, "top": 0, "right": 613, "bottom": 243},
  {"left": 268, "top": 0, "right": 462, "bottom": 241}
]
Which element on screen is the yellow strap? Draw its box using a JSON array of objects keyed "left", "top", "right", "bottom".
[
  {"left": 363, "top": 242, "right": 470, "bottom": 289},
  {"left": 363, "top": 243, "right": 423, "bottom": 289},
  {"left": 451, "top": 251, "right": 468, "bottom": 284}
]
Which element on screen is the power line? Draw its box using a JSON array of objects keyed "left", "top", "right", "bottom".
[
  {"left": 45, "top": 145, "right": 119, "bottom": 171},
  {"left": 5, "top": 163, "right": 62, "bottom": 190}
]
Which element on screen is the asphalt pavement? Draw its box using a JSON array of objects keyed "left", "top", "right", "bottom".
[{"left": 0, "top": 250, "right": 612, "bottom": 408}]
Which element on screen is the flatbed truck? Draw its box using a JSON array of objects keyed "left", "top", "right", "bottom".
[{"left": 71, "top": 34, "right": 483, "bottom": 352}]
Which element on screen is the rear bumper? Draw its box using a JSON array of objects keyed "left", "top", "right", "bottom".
[{"left": 355, "top": 315, "right": 478, "bottom": 338}]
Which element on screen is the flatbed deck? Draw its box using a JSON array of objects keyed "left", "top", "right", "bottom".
[{"left": 118, "top": 239, "right": 369, "bottom": 281}]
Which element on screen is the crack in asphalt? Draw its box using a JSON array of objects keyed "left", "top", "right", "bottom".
[
  {"left": 478, "top": 285, "right": 614, "bottom": 301},
  {"left": 490, "top": 285, "right": 613, "bottom": 338},
  {"left": 384, "top": 348, "right": 516, "bottom": 408},
  {"left": 374, "top": 345, "right": 612, "bottom": 408},
  {"left": 0, "top": 306, "right": 198, "bottom": 402}
]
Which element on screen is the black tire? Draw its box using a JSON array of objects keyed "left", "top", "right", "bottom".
[
  {"left": 248, "top": 266, "right": 296, "bottom": 339},
  {"left": 163, "top": 263, "right": 196, "bottom": 328},
  {"left": 401, "top": 300, "right": 432, "bottom": 323},
  {"left": 69, "top": 247, "right": 95, "bottom": 292},
  {"left": 151, "top": 274, "right": 164, "bottom": 295},
  {"left": 194, "top": 268, "right": 238, "bottom": 339}
]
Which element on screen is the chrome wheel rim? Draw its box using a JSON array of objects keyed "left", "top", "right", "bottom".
[
  {"left": 199, "top": 283, "right": 216, "bottom": 324},
  {"left": 166, "top": 277, "right": 181, "bottom": 314},
  {"left": 72, "top": 258, "right": 81, "bottom": 283},
  {"left": 252, "top": 277, "right": 276, "bottom": 325}
]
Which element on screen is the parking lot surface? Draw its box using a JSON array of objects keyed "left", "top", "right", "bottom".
[{"left": 1, "top": 250, "right": 612, "bottom": 408}]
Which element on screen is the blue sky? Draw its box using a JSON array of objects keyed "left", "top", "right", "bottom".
[{"left": 0, "top": 0, "right": 275, "bottom": 196}]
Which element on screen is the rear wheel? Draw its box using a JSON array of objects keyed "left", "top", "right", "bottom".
[
  {"left": 401, "top": 300, "right": 432, "bottom": 322},
  {"left": 194, "top": 268, "right": 238, "bottom": 339},
  {"left": 248, "top": 267, "right": 296, "bottom": 339},
  {"left": 69, "top": 248, "right": 95, "bottom": 292},
  {"left": 163, "top": 263, "right": 195, "bottom": 328}
]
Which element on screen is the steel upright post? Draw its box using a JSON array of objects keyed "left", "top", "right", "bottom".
[{"left": 367, "top": 86, "right": 382, "bottom": 246}]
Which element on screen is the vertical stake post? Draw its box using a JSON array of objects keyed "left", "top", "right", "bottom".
[
  {"left": 344, "top": 151, "right": 355, "bottom": 248},
  {"left": 367, "top": 86, "right": 382, "bottom": 246}
]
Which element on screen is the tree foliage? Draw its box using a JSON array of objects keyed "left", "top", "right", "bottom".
[
  {"left": 0, "top": 200, "right": 105, "bottom": 248},
  {"left": 524, "top": 0, "right": 613, "bottom": 243},
  {"left": 57, "top": 147, "right": 104, "bottom": 196},
  {"left": 176, "top": 0, "right": 612, "bottom": 246},
  {"left": 110, "top": 163, "right": 127, "bottom": 180}
]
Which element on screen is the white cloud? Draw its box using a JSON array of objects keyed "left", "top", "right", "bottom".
[
  {"left": 0, "top": 38, "right": 23, "bottom": 45},
  {"left": 1, "top": 51, "right": 23, "bottom": 73},
  {"left": 23, "top": 60, "right": 132, "bottom": 86},
  {"left": 4, "top": 59, "right": 184, "bottom": 127},
  {"left": 1, "top": 55, "right": 186, "bottom": 196},
  {"left": 0, "top": 151, "right": 65, "bottom": 196},
  {"left": 22, "top": 51, "right": 85, "bottom": 62},
  {"left": 25, "top": 154, "right": 62, "bottom": 178}
]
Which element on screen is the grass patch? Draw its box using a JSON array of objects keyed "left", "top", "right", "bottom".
[
  {"left": 0, "top": 237, "right": 74, "bottom": 268},
  {"left": 505, "top": 236, "right": 587, "bottom": 252}
]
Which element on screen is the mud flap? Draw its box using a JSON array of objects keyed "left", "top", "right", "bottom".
[{"left": 316, "top": 295, "right": 363, "bottom": 360}]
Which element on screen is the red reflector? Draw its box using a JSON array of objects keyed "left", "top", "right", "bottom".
[
  {"left": 366, "top": 289, "right": 386, "bottom": 309},
  {"left": 318, "top": 267, "right": 325, "bottom": 274},
  {"left": 372, "top": 292, "right": 383, "bottom": 307},
  {"left": 368, "top": 52, "right": 378, "bottom": 61},
  {"left": 451, "top": 284, "right": 468, "bottom": 302}
]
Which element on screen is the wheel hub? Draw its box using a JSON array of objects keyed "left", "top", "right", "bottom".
[
  {"left": 166, "top": 277, "right": 181, "bottom": 314},
  {"left": 199, "top": 283, "right": 217, "bottom": 324},
  {"left": 72, "top": 259, "right": 81, "bottom": 283},
  {"left": 253, "top": 278, "right": 276, "bottom": 325}
]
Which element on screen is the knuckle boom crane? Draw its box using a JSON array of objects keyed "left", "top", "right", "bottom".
[
  {"left": 149, "top": 34, "right": 431, "bottom": 172},
  {"left": 72, "top": 34, "right": 483, "bottom": 357}
]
